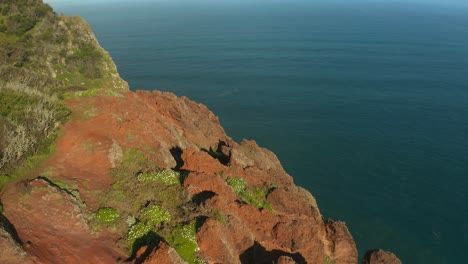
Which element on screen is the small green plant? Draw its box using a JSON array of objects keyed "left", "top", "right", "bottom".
[
  {"left": 96, "top": 207, "right": 120, "bottom": 224},
  {"left": 324, "top": 255, "right": 335, "bottom": 264},
  {"left": 137, "top": 169, "right": 180, "bottom": 186},
  {"left": 227, "top": 177, "right": 246, "bottom": 193},
  {"left": 227, "top": 177, "right": 272, "bottom": 211}
]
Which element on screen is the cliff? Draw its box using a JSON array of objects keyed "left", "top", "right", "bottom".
[{"left": 0, "top": 1, "right": 399, "bottom": 264}]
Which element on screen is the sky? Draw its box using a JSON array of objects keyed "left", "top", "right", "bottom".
[{"left": 43, "top": 0, "right": 468, "bottom": 8}]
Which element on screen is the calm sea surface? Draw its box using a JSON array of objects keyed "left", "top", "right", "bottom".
[{"left": 49, "top": 1, "right": 468, "bottom": 262}]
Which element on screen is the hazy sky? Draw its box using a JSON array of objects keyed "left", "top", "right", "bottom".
[{"left": 43, "top": 0, "right": 468, "bottom": 7}]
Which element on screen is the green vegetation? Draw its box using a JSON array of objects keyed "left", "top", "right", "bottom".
[
  {"left": 324, "top": 255, "right": 335, "bottom": 264},
  {"left": 0, "top": 80, "right": 70, "bottom": 189},
  {"left": 141, "top": 204, "right": 171, "bottom": 226},
  {"left": 137, "top": 169, "right": 181, "bottom": 186},
  {"left": 75, "top": 88, "right": 99, "bottom": 98},
  {"left": 89, "top": 148, "right": 206, "bottom": 263},
  {"left": 165, "top": 223, "right": 200, "bottom": 263},
  {"left": 66, "top": 43, "right": 103, "bottom": 79},
  {"left": 0, "top": 0, "right": 128, "bottom": 94},
  {"left": 212, "top": 210, "right": 227, "bottom": 226},
  {"left": 126, "top": 222, "right": 153, "bottom": 248},
  {"left": 0, "top": 0, "right": 129, "bottom": 191},
  {"left": 96, "top": 207, "right": 120, "bottom": 224},
  {"left": 227, "top": 177, "right": 273, "bottom": 211}
]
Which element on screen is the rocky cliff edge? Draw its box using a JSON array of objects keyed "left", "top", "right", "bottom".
[{"left": 0, "top": 1, "right": 400, "bottom": 263}]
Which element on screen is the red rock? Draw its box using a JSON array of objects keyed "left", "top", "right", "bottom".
[
  {"left": 197, "top": 218, "right": 254, "bottom": 264},
  {"left": 134, "top": 242, "right": 186, "bottom": 264},
  {"left": 181, "top": 148, "right": 227, "bottom": 175},
  {"left": 267, "top": 186, "right": 320, "bottom": 218},
  {"left": 1, "top": 179, "right": 125, "bottom": 263},
  {"left": 362, "top": 249, "right": 402, "bottom": 264},
  {"left": 324, "top": 220, "right": 359, "bottom": 264}
]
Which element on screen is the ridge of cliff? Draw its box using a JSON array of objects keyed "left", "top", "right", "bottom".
[{"left": 0, "top": 1, "right": 400, "bottom": 264}]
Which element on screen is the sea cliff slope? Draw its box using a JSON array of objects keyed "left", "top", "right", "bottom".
[{"left": 0, "top": 1, "right": 399, "bottom": 263}]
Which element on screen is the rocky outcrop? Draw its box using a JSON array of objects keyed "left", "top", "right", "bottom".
[
  {"left": 362, "top": 249, "right": 402, "bottom": 264},
  {"left": 0, "top": 90, "right": 358, "bottom": 263}
]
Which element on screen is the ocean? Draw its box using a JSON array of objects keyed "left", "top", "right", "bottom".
[{"left": 48, "top": 0, "right": 468, "bottom": 263}]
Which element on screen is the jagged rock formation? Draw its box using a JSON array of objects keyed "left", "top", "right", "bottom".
[
  {"left": 0, "top": 1, "right": 399, "bottom": 263},
  {"left": 0, "top": 90, "right": 358, "bottom": 263}
]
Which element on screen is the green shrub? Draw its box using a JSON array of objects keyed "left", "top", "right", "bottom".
[
  {"left": 227, "top": 177, "right": 272, "bottom": 211},
  {"left": 96, "top": 207, "right": 120, "bottom": 224},
  {"left": 8, "top": 14, "right": 37, "bottom": 36}
]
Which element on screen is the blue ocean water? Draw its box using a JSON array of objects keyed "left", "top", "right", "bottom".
[{"left": 49, "top": 1, "right": 468, "bottom": 263}]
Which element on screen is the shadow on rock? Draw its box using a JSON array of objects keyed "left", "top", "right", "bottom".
[{"left": 240, "top": 241, "right": 306, "bottom": 264}]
